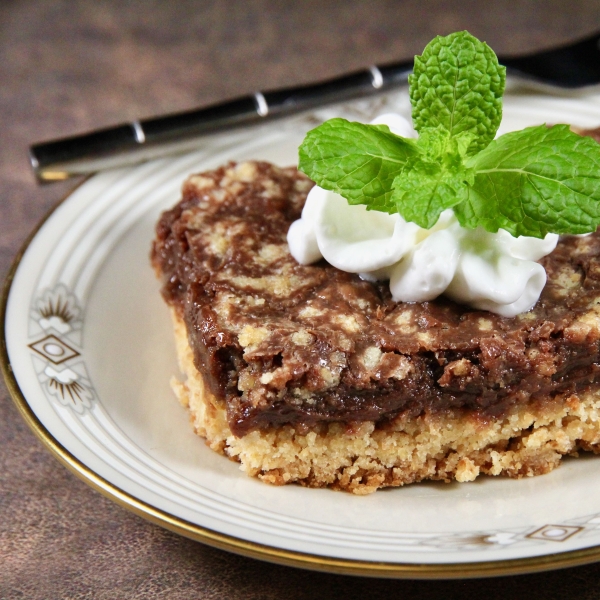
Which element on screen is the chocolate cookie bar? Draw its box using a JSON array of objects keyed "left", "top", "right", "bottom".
[{"left": 152, "top": 160, "right": 600, "bottom": 494}]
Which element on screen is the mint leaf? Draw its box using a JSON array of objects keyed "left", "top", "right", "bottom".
[
  {"left": 409, "top": 31, "right": 505, "bottom": 156},
  {"left": 456, "top": 124, "right": 600, "bottom": 237},
  {"left": 298, "top": 118, "right": 418, "bottom": 212},
  {"left": 297, "top": 31, "right": 600, "bottom": 242},
  {"left": 392, "top": 127, "right": 473, "bottom": 228},
  {"left": 392, "top": 162, "right": 469, "bottom": 229}
]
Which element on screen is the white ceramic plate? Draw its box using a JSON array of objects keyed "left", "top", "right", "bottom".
[{"left": 6, "top": 88, "right": 600, "bottom": 578}]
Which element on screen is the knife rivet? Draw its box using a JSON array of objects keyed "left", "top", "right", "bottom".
[
  {"left": 254, "top": 92, "right": 269, "bottom": 117},
  {"left": 131, "top": 121, "right": 146, "bottom": 144},
  {"left": 369, "top": 66, "right": 384, "bottom": 89}
]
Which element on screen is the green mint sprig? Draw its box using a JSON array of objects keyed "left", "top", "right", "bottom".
[{"left": 298, "top": 31, "right": 600, "bottom": 238}]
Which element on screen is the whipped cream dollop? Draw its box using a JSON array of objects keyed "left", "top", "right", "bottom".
[{"left": 288, "top": 113, "right": 559, "bottom": 317}]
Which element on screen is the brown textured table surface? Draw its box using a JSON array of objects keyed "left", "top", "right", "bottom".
[{"left": 4, "top": 1, "right": 600, "bottom": 598}]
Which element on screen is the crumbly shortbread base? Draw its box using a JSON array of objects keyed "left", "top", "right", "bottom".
[{"left": 171, "top": 313, "right": 600, "bottom": 495}]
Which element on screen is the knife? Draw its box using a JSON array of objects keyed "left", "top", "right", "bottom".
[{"left": 30, "top": 30, "right": 600, "bottom": 182}]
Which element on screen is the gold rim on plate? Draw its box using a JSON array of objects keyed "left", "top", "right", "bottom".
[{"left": 4, "top": 179, "right": 600, "bottom": 580}]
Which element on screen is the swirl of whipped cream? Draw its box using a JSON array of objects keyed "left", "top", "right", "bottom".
[{"left": 287, "top": 114, "right": 559, "bottom": 317}]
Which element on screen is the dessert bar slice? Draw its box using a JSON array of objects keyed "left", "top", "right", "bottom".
[{"left": 152, "top": 160, "right": 600, "bottom": 494}]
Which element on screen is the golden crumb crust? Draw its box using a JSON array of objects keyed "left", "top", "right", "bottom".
[{"left": 171, "top": 311, "right": 600, "bottom": 494}]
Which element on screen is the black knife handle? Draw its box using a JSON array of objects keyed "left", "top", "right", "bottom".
[
  {"left": 29, "top": 29, "right": 600, "bottom": 182},
  {"left": 30, "top": 61, "right": 412, "bottom": 181},
  {"left": 500, "top": 31, "right": 600, "bottom": 89}
]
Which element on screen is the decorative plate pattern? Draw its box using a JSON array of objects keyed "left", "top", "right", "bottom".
[{"left": 5, "top": 86, "right": 600, "bottom": 578}]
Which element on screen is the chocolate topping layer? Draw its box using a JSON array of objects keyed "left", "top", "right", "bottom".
[{"left": 152, "top": 160, "right": 600, "bottom": 437}]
